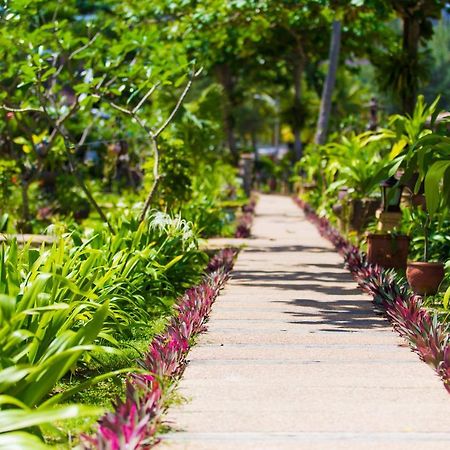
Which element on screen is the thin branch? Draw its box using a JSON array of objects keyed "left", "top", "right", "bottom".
[
  {"left": 46, "top": 102, "right": 79, "bottom": 148},
  {"left": 76, "top": 122, "right": 94, "bottom": 149},
  {"left": 107, "top": 100, "right": 134, "bottom": 117},
  {"left": 36, "top": 79, "right": 114, "bottom": 233},
  {"left": 98, "top": 95, "right": 153, "bottom": 136},
  {"left": 104, "top": 76, "right": 118, "bottom": 89},
  {"left": 69, "top": 32, "right": 100, "bottom": 60},
  {"left": 94, "top": 68, "right": 199, "bottom": 223},
  {"left": 139, "top": 137, "right": 160, "bottom": 223},
  {"left": 65, "top": 124, "right": 115, "bottom": 234},
  {"left": 51, "top": 3, "right": 60, "bottom": 23},
  {"left": 1, "top": 105, "right": 43, "bottom": 113},
  {"left": 132, "top": 83, "right": 160, "bottom": 114},
  {"left": 95, "top": 74, "right": 108, "bottom": 90},
  {"left": 153, "top": 70, "right": 197, "bottom": 139}
]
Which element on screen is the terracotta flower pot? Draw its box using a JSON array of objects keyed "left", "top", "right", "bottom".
[
  {"left": 411, "top": 194, "right": 427, "bottom": 210},
  {"left": 366, "top": 234, "right": 409, "bottom": 269},
  {"left": 406, "top": 262, "right": 445, "bottom": 296}
]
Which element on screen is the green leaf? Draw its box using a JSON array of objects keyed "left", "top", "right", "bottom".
[
  {"left": 42, "top": 367, "right": 142, "bottom": 407},
  {"left": 424, "top": 160, "right": 450, "bottom": 216},
  {"left": 163, "top": 254, "right": 184, "bottom": 270},
  {"left": 0, "top": 404, "right": 103, "bottom": 433},
  {"left": 389, "top": 138, "right": 407, "bottom": 159},
  {"left": 443, "top": 286, "right": 450, "bottom": 310},
  {"left": 0, "top": 432, "right": 53, "bottom": 450}
]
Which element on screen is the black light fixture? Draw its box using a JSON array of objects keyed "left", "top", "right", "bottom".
[{"left": 380, "top": 175, "right": 404, "bottom": 212}]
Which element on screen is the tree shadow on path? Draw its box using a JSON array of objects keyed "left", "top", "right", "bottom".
[
  {"left": 232, "top": 266, "right": 388, "bottom": 332},
  {"left": 232, "top": 269, "right": 364, "bottom": 297}
]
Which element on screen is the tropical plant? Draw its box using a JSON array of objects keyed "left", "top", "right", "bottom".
[
  {"left": 0, "top": 210, "right": 207, "bottom": 447},
  {"left": 402, "top": 208, "right": 450, "bottom": 263},
  {"left": 384, "top": 96, "right": 449, "bottom": 260},
  {"left": 323, "top": 131, "right": 391, "bottom": 200},
  {"left": 180, "top": 162, "right": 242, "bottom": 238},
  {"left": 383, "top": 95, "right": 440, "bottom": 164}
]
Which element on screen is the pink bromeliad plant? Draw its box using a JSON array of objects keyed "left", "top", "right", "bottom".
[
  {"left": 82, "top": 376, "right": 162, "bottom": 450},
  {"left": 207, "top": 248, "right": 236, "bottom": 273},
  {"left": 440, "top": 346, "right": 450, "bottom": 391},
  {"left": 295, "top": 198, "right": 450, "bottom": 393},
  {"left": 235, "top": 198, "right": 256, "bottom": 238},
  {"left": 82, "top": 248, "right": 237, "bottom": 449}
]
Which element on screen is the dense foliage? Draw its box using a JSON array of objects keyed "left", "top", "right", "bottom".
[
  {"left": 297, "top": 96, "right": 449, "bottom": 315},
  {"left": 0, "top": 0, "right": 448, "bottom": 448}
]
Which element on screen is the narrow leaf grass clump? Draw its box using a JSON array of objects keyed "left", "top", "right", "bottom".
[
  {"left": 0, "top": 211, "right": 207, "bottom": 448},
  {"left": 295, "top": 198, "right": 450, "bottom": 393},
  {"left": 81, "top": 248, "right": 237, "bottom": 449}
]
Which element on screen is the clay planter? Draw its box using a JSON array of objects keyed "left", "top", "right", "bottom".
[
  {"left": 406, "top": 262, "right": 445, "bottom": 296},
  {"left": 366, "top": 234, "right": 409, "bottom": 269},
  {"left": 411, "top": 193, "right": 427, "bottom": 210}
]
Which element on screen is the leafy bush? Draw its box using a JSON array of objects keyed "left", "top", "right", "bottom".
[
  {"left": 0, "top": 211, "right": 207, "bottom": 445},
  {"left": 180, "top": 162, "right": 242, "bottom": 237}
]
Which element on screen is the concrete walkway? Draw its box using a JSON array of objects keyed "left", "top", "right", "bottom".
[{"left": 162, "top": 194, "right": 450, "bottom": 450}]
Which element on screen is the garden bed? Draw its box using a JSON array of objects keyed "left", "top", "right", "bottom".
[
  {"left": 295, "top": 198, "right": 450, "bottom": 393},
  {"left": 81, "top": 248, "right": 237, "bottom": 449}
]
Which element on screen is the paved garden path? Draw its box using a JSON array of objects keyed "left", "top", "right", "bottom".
[{"left": 162, "top": 194, "right": 450, "bottom": 450}]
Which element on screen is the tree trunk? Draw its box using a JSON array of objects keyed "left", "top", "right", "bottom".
[
  {"left": 251, "top": 131, "right": 258, "bottom": 159},
  {"left": 293, "top": 59, "right": 303, "bottom": 162},
  {"left": 216, "top": 64, "right": 239, "bottom": 165},
  {"left": 402, "top": 16, "right": 421, "bottom": 115},
  {"left": 315, "top": 20, "right": 342, "bottom": 145},
  {"left": 18, "top": 177, "right": 32, "bottom": 233}
]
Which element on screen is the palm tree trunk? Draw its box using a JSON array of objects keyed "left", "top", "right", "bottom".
[
  {"left": 315, "top": 20, "right": 341, "bottom": 145},
  {"left": 401, "top": 16, "right": 420, "bottom": 115},
  {"left": 19, "top": 176, "right": 31, "bottom": 233},
  {"left": 293, "top": 59, "right": 303, "bottom": 161},
  {"left": 216, "top": 63, "right": 239, "bottom": 165}
]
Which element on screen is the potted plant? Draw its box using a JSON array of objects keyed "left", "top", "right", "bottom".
[
  {"left": 324, "top": 131, "right": 391, "bottom": 233},
  {"left": 406, "top": 210, "right": 446, "bottom": 296},
  {"left": 382, "top": 96, "right": 449, "bottom": 295},
  {"left": 399, "top": 133, "right": 449, "bottom": 295},
  {"left": 366, "top": 176, "right": 409, "bottom": 269}
]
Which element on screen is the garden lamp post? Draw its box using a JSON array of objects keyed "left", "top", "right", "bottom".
[
  {"left": 376, "top": 175, "right": 404, "bottom": 231},
  {"left": 380, "top": 175, "right": 403, "bottom": 212},
  {"left": 368, "top": 97, "right": 378, "bottom": 131}
]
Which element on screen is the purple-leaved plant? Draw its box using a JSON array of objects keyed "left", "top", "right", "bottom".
[
  {"left": 81, "top": 248, "right": 237, "bottom": 449},
  {"left": 235, "top": 198, "right": 256, "bottom": 238},
  {"left": 82, "top": 376, "right": 162, "bottom": 450}
]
